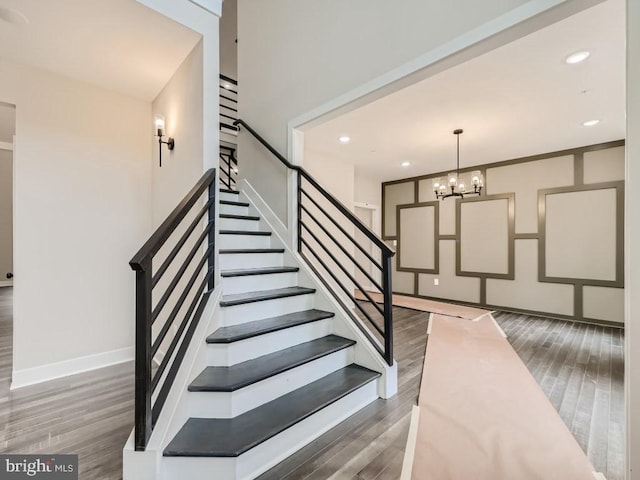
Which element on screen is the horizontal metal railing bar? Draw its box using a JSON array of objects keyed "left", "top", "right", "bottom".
[
  {"left": 233, "top": 120, "right": 382, "bottom": 257},
  {"left": 300, "top": 223, "right": 385, "bottom": 319},
  {"left": 219, "top": 73, "right": 238, "bottom": 86},
  {"left": 219, "top": 154, "right": 238, "bottom": 167},
  {"left": 220, "top": 103, "right": 238, "bottom": 113},
  {"left": 152, "top": 201, "right": 212, "bottom": 288},
  {"left": 152, "top": 273, "right": 213, "bottom": 426},
  {"left": 301, "top": 190, "right": 383, "bottom": 271},
  {"left": 150, "top": 249, "right": 211, "bottom": 377},
  {"left": 220, "top": 94, "right": 238, "bottom": 104},
  {"left": 220, "top": 112, "right": 237, "bottom": 122},
  {"left": 220, "top": 145, "right": 236, "bottom": 152},
  {"left": 300, "top": 207, "right": 383, "bottom": 292},
  {"left": 219, "top": 86, "right": 238, "bottom": 95},
  {"left": 220, "top": 122, "right": 239, "bottom": 131},
  {"left": 151, "top": 225, "right": 212, "bottom": 323},
  {"left": 300, "top": 238, "right": 385, "bottom": 337},
  {"left": 130, "top": 169, "right": 216, "bottom": 269},
  {"left": 298, "top": 172, "right": 394, "bottom": 257},
  {"left": 300, "top": 250, "right": 385, "bottom": 358}
]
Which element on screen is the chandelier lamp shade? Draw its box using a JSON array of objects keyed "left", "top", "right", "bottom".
[{"left": 433, "top": 129, "right": 483, "bottom": 200}]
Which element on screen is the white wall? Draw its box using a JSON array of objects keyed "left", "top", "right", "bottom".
[
  {"left": 626, "top": 0, "right": 639, "bottom": 477},
  {"left": 220, "top": 0, "right": 237, "bottom": 79},
  {"left": 152, "top": 40, "right": 205, "bottom": 226},
  {"left": 0, "top": 59, "right": 152, "bottom": 386}
]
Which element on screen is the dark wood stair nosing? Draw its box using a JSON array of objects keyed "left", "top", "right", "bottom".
[
  {"left": 220, "top": 188, "right": 239, "bottom": 195},
  {"left": 220, "top": 200, "right": 250, "bottom": 207},
  {"left": 220, "top": 214, "right": 260, "bottom": 221},
  {"left": 219, "top": 248, "right": 284, "bottom": 254},
  {"left": 163, "top": 365, "right": 381, "bottom": 458},
  {"left": 189, "top": 335, "right": 356, "bottom": 392},
  {"left": 220, "top": 266, "right": 299, "bottom": 278},
  {"left": 219, "top": 230, "right": 272, "bottom": 236},
  {"left": 220, "top": 287, "right": 316, "bottom": 307},
  {"left": 206, "top": 309, "right": 335, "bottom": 344}
]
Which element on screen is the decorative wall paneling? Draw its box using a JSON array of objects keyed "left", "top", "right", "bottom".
[{"left": 382, "top": 141, "right": 625, "bottom": 325}]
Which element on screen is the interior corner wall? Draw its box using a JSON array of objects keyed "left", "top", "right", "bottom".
[
  {"left": 0, "top": 59, "right": 152, "bottom": 382},
  {"left": 0, "top": 149, "right": 12, "bottom": 282},
  {"left": 236, "top": 0, "right": 584, "bottom": 227},
  {"left": 626, "top": 0, "right": 639, "bottom": 476},
  {"left": 220, "top": 0, "right": 237, "bottom": 79},
  {"left": 383, "top": 142, "right": 625, "bottom": 325},
  {"left": 152, "top": 40, "right": 205, "bottom": 226}
]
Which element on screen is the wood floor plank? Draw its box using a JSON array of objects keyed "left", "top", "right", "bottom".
[{"left": 0, "top": 288, "right": 625, "bottom": 480}]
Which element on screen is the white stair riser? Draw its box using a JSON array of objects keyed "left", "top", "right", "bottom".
[
  {"left": 160, "top": 381, "right": 379, "bottom": 480},
  {"left": 219, "top": 192, "right": 240, "bottom": 202},
  {"left": 220, "top": 217, "right": 260, "bottom": 231},
  {"left": 188, "top": 347, "right": 353, "bottom": 418},
  {"left": 221, "top": 294, "right": 315, "bottom": 325},
  {"left": 219, "top": 253, "right": 283, "bottom": 270},
  {"left": 219, "top": 234, "right": 271, "bottom": 250},
  {"left": 206, "top": 318, "right": 332, "bottom": 366},
  {"left": 221, "top": 272, "right": 298, "bottom": 295},
  {"left": 219, "top": 204, "right": 249, "bottom": 216}
]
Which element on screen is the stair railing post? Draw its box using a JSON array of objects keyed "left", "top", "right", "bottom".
[
  {"left": 208, "top": 172, "right": 216, "bottom": 290},
  {"left": 382, "top": 252, "right": 394, "bottom": 366},
  {"left": 296, "top": 170, "right": 302, "bottom": 254},
  {"left": 133, "top": 258, "right": 153, "bottom": 451}
]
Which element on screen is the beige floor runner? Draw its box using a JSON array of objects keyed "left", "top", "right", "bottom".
[
  {"left": 355, "top": 290, "right": 488, "bottom": 320},
  {"left": 405, "top": 313, "right": 597, "bottom": 480}
]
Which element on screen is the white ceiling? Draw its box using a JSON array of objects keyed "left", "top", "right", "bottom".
[
  {"left": 0, "top": 0, "right": 201, "bottom": 101},
  {"left": 304, "top": 0, "right": 625, "bottom": 182}
]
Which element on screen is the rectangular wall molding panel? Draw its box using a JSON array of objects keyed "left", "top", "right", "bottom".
[{"left": 382, "top": 140, "right": 625, "bottom": 325}]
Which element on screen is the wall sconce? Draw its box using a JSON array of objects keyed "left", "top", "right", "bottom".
[{"left": 154, "top": 114, "right": 175, "bottom": 167}]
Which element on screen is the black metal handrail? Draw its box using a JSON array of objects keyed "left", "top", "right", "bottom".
[
  {"left": 234, "top": 119, "right": 395, "bottom": 365},
  {"left": 129, "top": 168, "right": 217, "bottom": 451}
]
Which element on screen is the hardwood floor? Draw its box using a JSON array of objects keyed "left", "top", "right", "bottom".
[
  {"left": 0, "top": 287, "right": 134, "bottom": 480},
  {"left": 493, "top": 311, "right": 625, "bottom": 480},
  {"left": 0, "top": 287, "right": 625, "bottom": 479}
]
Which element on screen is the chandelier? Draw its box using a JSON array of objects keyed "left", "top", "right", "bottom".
[{"left": 433, "top": 129, "right": 483, "bottom": 200}]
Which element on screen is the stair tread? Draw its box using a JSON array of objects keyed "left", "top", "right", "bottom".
[
  {"left": 220, "top": 214, "right": 260, "bottom": 221},
  {"left": 219, "top": 230, "right": 271, "bottom": 236},
  {"left": 164, "top": 365, "right": 380, "bottom": 457},
  {"left": 219, "top": 248, "right": 284, "bottom": 254},
  {"left": 220, "top": 286, "right": 315, "bottom": 307},
  {"left": 220, "top": 200, "right": 250, "bottom": 207},
  {"left": 221, "top": 266, "right": 299, "bottom": 277},
  {"left": 220, "top": 188, "right": 239, "bottom": 195},
  {"left": 190, "top": 335, "right": 354, "bottom": 392},
  {"left": 206, "top": 309, "right": 335, "bottom": 344}
]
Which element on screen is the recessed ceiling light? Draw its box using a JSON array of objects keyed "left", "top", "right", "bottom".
[
  {"left": 583, "top": 119, "right": 600, "bottom": 127},
  {"left": 401, "top": 161, "right": 411, "bottom": 167},
  {"left": 223, "top": 83, "right": 232, "bottom": 89},
  {"left": 565, "top": 51, "right": 590, "bottom": 64},
  {"left": 338, "top": 136, "right": 351, "bottom": 144}
]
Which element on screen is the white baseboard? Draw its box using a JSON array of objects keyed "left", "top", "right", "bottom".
[
  {"left": 0, "top": 281, "right": 13, "bottom": 287},
  {"left": 10, "top": 346, "right": 134, "bottom": 390}
]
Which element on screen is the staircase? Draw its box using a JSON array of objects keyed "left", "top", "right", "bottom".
[{"left": 157, "top": 187, "right": 383, "bottom": 479}]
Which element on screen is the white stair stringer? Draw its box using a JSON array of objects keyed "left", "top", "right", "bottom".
[
  {"left": 160, "top": 379, "right": 378, "bottom": 480},
  {"left": 239, "top": 178, "right": 398, "bottom": 399},
  {"left": 188, "top": 345, "right": 353, "bottom": 418}
]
